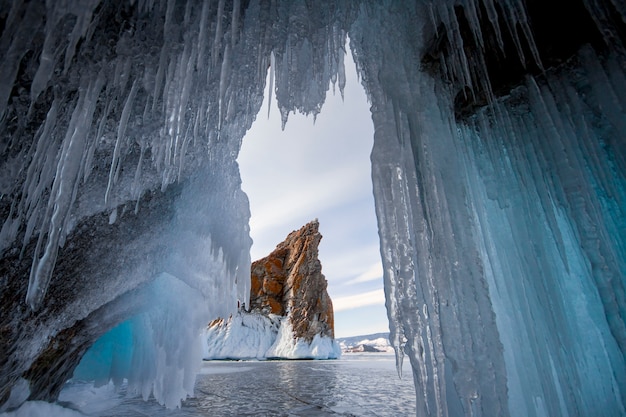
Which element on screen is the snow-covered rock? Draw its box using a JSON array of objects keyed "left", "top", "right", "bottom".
[
  {"left": 205, "top": 221, "right": 340, "bottom": 360},
  {"left": 204, "top": 312, "right": 280, "bottom": 360},
  {"left": 249, "top": 220, "right": 335, "bottom": 341},
  {"left": 204, "top": 312, "right": 341, "bottom": 360}
]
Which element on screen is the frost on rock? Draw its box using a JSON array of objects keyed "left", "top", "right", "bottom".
[
  {"left": 0, "top": 0, "right": 625, "bottom": 416},
  {"left": 265, "top": 317, "right": 341, "bottom": 360},
  {"left": 204, "top": 312, "right": 282, "bottom": 360}
]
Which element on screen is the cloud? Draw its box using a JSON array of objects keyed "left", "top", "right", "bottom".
[
  {"left": 321, "top": 244, "right": 380, "bottom": 280},
  {"left": 332, "top": 289, "right": 386, "bottom": 312},
  {"left": 248, "top": 163, "right": 368, "bottom": 235},
  {"left": 344, "top": 261, "right": 383, "bottom": 285}
]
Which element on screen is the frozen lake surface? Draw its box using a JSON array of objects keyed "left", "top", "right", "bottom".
[{"left": 61, "top": 353, "right": 416, "bottom": 416}]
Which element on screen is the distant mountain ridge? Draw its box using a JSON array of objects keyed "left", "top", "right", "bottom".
[{"left": 336, "top": 332, "right": 394, "bottom": 353}]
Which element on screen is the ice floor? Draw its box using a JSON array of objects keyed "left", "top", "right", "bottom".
[{"left": 60, "top": 353, "right": 416, "bottom": 416}]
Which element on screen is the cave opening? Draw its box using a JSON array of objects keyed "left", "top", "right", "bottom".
[{"left": 237, "top": 42, "right": 387, "bottom": 339}]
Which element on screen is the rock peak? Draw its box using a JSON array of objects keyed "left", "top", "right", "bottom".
[
  {"left": 249, "top": 220, "right": 334, "bottom": 341},
  {"left": 280, "top": 219, "right": 319, "bottom": 243}
]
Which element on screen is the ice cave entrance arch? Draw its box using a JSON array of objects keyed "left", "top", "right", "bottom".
[
  {"left": 74, "top": 46, "right": 384, "bottom": 383},
  {"left": 237, "top": 47, "right": 386, "bottom": 339}
]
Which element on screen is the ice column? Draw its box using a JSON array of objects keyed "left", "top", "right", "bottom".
[
  {"left": 456, "top": 48, "right": 626, "bottom": 415},
  {"left": 352, "top": 4, "right": 510, "bottom": 416},
  {"left": 352, "top": 1, "right": 625, "bottom": 416}
]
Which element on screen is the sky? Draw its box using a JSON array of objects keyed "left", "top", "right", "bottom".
[{"left": 237, "top": 47, "right": 388, "bottom": 338}]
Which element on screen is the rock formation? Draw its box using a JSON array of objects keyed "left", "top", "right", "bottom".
[
  {"left": 204, "top": 220, "right": 339, "bottom": 360},
  {"left": 249, "top": 219, "right": 334, "bottom": 341}
]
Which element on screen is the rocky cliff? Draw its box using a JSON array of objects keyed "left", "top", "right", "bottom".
[
  {"left": 249, "top": 219, "right": 334, "bottom": 341},
  {"left": 204, "top": 220, "right": 339, "bottom": 360}
]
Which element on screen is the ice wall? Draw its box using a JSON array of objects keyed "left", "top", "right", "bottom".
[
  {"left": 0, "top": 0, "right": 353, "bottom": 409},
  {"left": 351, "top": 1, "right": 626, "bottom": 416}
]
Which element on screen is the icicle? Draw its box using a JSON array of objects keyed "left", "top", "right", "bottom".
[
  {"left": 278, "top": 39, "right": 292, "bottom": 130},
  {"left": 213, "top": 0, "right": 225, "bottom": 68},
  {"left": 160, "top": 57, "right": 176, "bottom": 169},
  {"left": 513, "top": 2, "right": 544, "bottom": 71},
  {"left": 0, "top": 204, "right": 20, "bottom": 258},
  {"left": 231, "top": 0, "right": 240, "bottom": 46},
  {"left": 196, "top": 1, "right": 211, "bottom": 70},
  {"left": 105, "top": 79, "right": 139, "bottom": 205},
  {"left": 183, "top": 0, "right": 192, "bottom": 25},
  {"left": 338, "top": 48, "right": 346, "bottom": 100},
  {"left": 170, "top": 42, "right": 192, "bottom": 165},
  {"left": 84, "top": 99, "right": 112, "bottom": 184},
  {"left": 440, "top": 5, "right": 474, "bottom": 92},
  {"left": 0, "top": 2, "right": 45, "bottom": 119},
  {"left": 171, "top": 44, "right": 194, "bottom": 166},
  {"left": 481, "top": 0, "right": 505, "bottom": 52},
  {"left": 218, "top": 43, "right": 231, "bottom": 133},
  {"left": 63, "top": 0, "right": 100, "bottom": 74},
  {"left": 267, "top": 51, "right": 275, "bottom": 119},
  {"left": 132, "top": 142, "right": 145, "bottom": 199},
  {"left": 20, "top": 100, "right": 59, "bottom": 250},
  {"left": 150, "top": 0, "right": 175, "bottom": 117},
  {"left": 27, "top": 73, "right": 105, "bottom": 310},
  {"left": 108, "top": 208, "right": 118, "bottom": 225},
  {"left": 464, "top": 0, "right": 485, "bottom": 50},
  {"left": 29, "top": 21, "right": 55, "bottom": 108},
  {"left": 152, "top": 49, "right": 168, "bottom": 113},
  {"left": 495, "top": 0, "right": 542, "bottom": 71},
  {"left": 280, "top": 108, "right": 289, "bottom": 131},
  {"left": 193, "top": 96, "right": 205, "bottom": 141}
]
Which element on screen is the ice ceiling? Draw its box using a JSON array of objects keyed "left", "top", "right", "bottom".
[{"left": 0, "top": 0, "right": 625, "bottom": 416}]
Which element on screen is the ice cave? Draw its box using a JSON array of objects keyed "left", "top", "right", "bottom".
[{"left": 0, "top": 0, "right": 625, "bottom": 416}]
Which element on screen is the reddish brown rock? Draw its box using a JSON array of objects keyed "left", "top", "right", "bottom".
[{"left": 249, "top": 219, "right": 335, "bottom": 341}]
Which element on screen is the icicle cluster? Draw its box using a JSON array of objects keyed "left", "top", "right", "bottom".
[
  {"left": 0, "top": 0, "right": 353, "bottom": 409},
  {"left": 1, "top": 0, "right": 258, "bottom": 311},
  {"left": 0, "top": 0, "right": 352, "bottom": 312},
  {"left": 457, "top": 49, "right": 626, "bottom": 415},
  {"left": 425, "top": 0, "right": 543, "bottom": 102},
  {"left": 352, "top": 1, "right": 626, "bottom": 416}
]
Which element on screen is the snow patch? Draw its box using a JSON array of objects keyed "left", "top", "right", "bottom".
[
  {"left": 58, "top": 381, "right": 123, "bottom": 415},
  {"left": 0, "top": 401, "right": 84, "bottom": 417}
]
